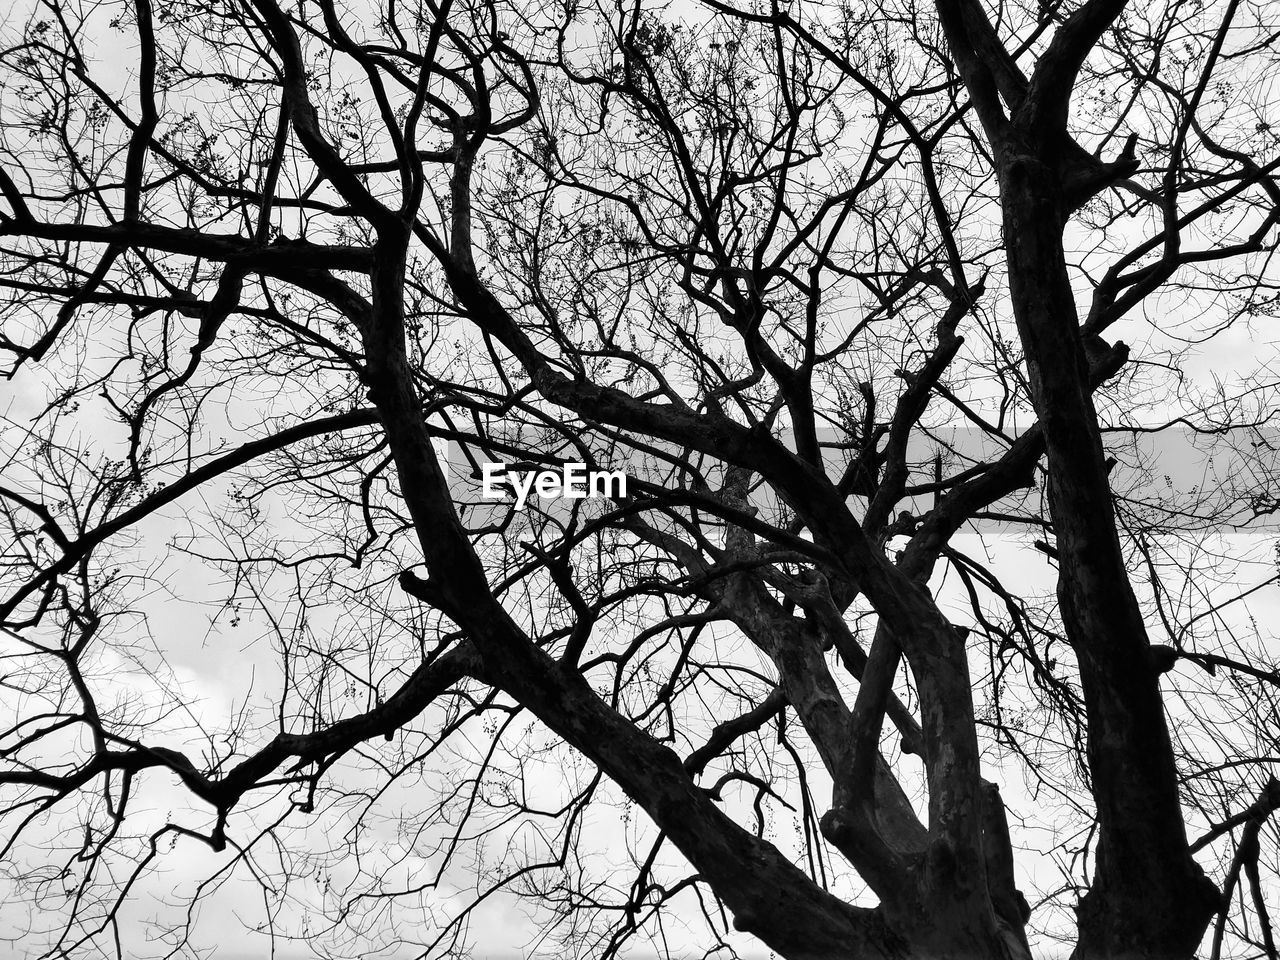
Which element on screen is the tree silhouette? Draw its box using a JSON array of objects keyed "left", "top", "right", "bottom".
[{"left": 1, "top": 0, "right": 1278, "bottom": 957}]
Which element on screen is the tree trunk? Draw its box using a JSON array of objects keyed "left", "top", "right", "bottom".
[{"left": 996, "top": 148, "right": 1220, "bottom": 960}]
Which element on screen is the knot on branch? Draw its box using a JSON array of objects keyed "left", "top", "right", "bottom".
[
  {"left": 1060, "top": 133, "right": 1140, "bottom": 213},
  {"left": 1084, "top": 334, "right": 1129, "bottom": 385},
  {"left": 398, "top": 569, "right": 457, "bottom": 616},
  {"left": 819, "top": 806, "right": 858, "bottom": 848},
  {"left": 1147, "top": 644, "right": 1179, "bottom": 676}
]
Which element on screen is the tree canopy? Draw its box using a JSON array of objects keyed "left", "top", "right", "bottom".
[{"left": 1, "top": 0, "right": 1279, "bottom": 957}]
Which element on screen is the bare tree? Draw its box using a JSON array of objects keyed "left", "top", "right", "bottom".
[{"left": 1, "top": 0, "right": 1278, "bottom": 958}]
